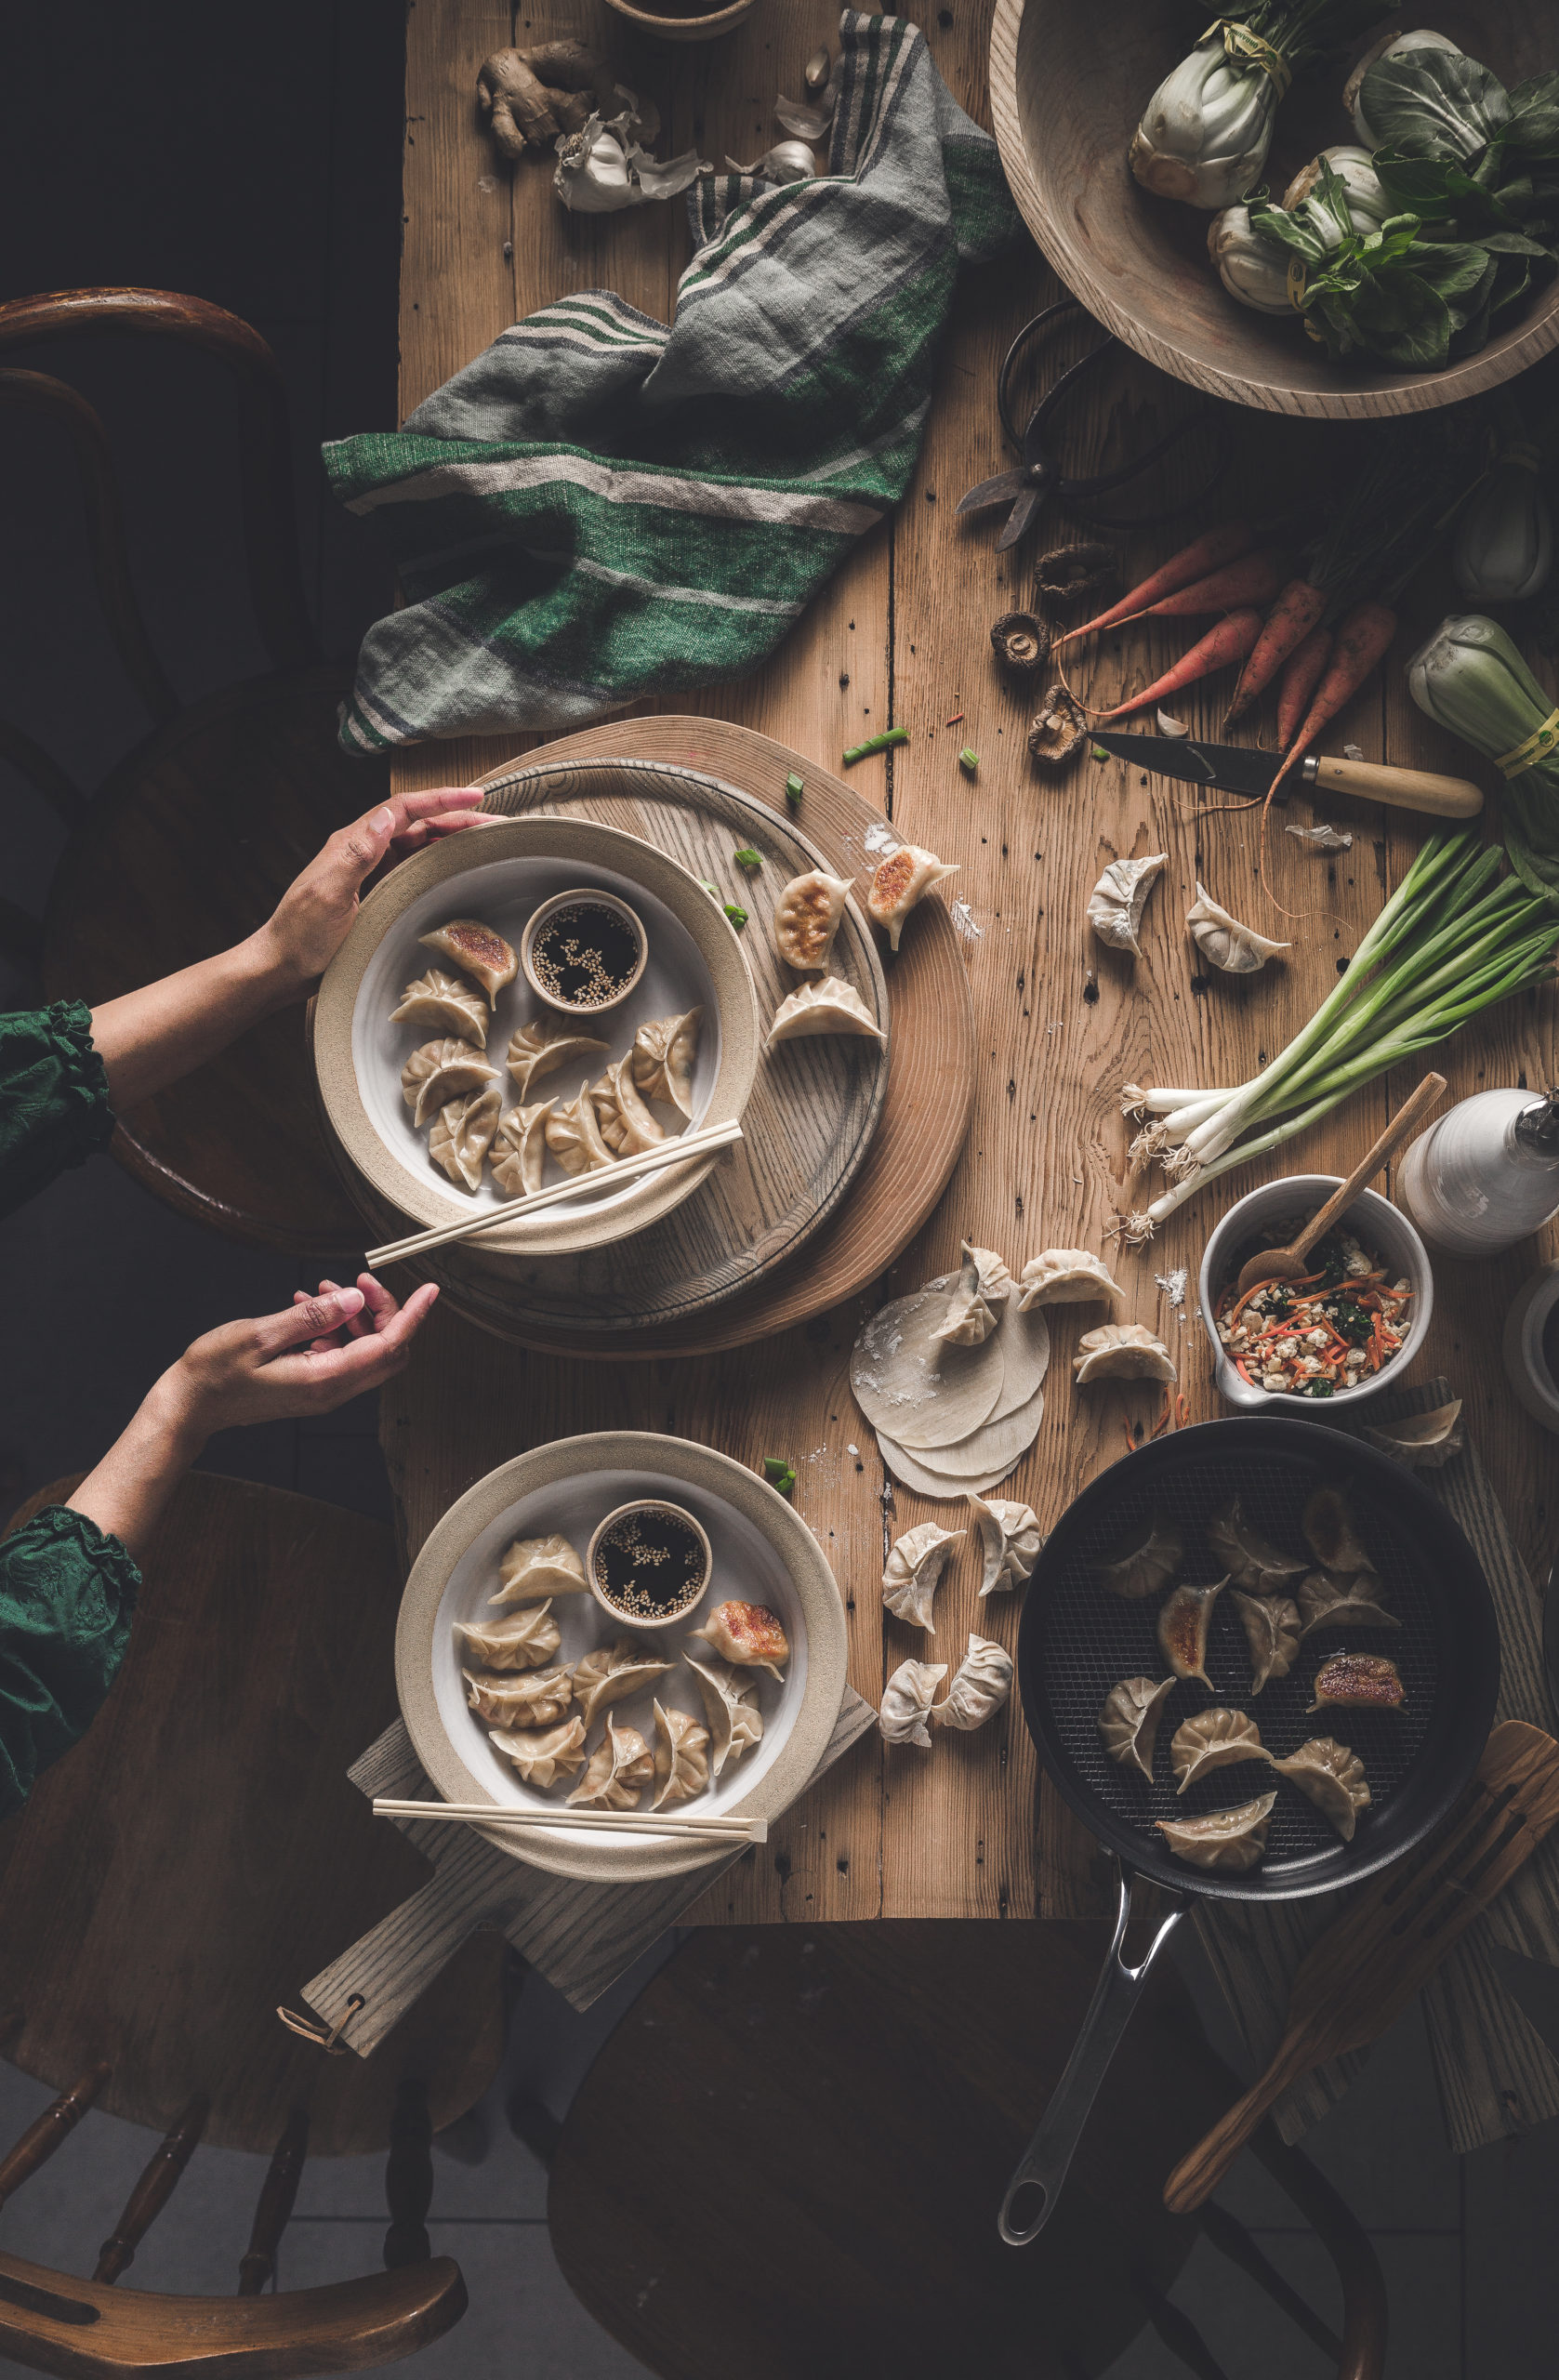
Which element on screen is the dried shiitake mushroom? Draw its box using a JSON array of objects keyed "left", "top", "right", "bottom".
[
  {"left": 477, "top": 42, "right": 618, "bottom": 161},
  {"left": 990, "top": 611, "right": 1049, "bottom": 679},
  {"left": 1035, "top": 542, "right": 1120, "bottom": 609},
  {"left": 1027, "top": 683, "right": 1089, "bottom": 769}
]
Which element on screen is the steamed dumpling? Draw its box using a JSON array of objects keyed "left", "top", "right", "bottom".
[
  {"left": 630, "top": 1008, "right": 702, "bottom": 1117},
  {"left": 1016, "top": 1249, "right": 1123, "bottom": 1310},
  {"left": 931, "top": 1633, "right": 1013, "bottom": 1732},
  {"left": 590, "top": 1057, "right": 666, "bottom": 1157},
  {"left": 879, "top": 1658, "right": 948, "bottom": 1749},
  {"left": 507, "top": 1017, "right": 608, "bottom": 1099},
  {"left": 651, "top": 1699, "right": 712, "bottom": 1809},
  {"left": 417, "top": 918, "right": 517, "bottom": 1003},
  {"left": 1301, "top": 1485, "right": 1374, "bottom": 1578},
  {"left": 773, "top": 869, "right": 853, "bottom": 972},
  {"left": 573, "top": 1634, "right": 675, "bottom": 1726},
  {"left": 686, "top": 1600, "right": 789, "bottom": 1680},
  {"left": 1156, "top": 1792, "right": 1275, "bottom": 1872},
  {"left": 463, "top": 1664, "right": 575, "bottom": 1729},
  {"left": 766, "top": 976, "right": 885, "bottom": 1050},
  {"left": 865, "top": 843, "right": 959, "bottom": 951},
  {"left": 490, "top": 1100, "right": 552, "bottom": 1198},
  {"left": 1098, "top": 1675, "right": 1176, "bottom": 1782},
  {"left": 402, "top": 1037, "right": 499, "bottom": 1129},
  {"left": 1169, "top": 1707, "right": 1272, "bottom": 1794},
  {"left": 489, "top": 1714, "right": 587, "bottom": 1788},
  {"left": 683, "top": 1655, "right": 764, "bottom": 1777},
  {"left": 933, "top": 1242, "right": 1012, "bottom": 1346},
  {"left": 1271, "top": 1737, "right": 1371, "bottom": 1841},
  {"left": 1297, "top": 1569, "right": 1399, "bottom": 1635},
  {"left": 567, "top": 1712, "right": 654, "bottom": 1809},
  {"left": 545, "top": 1078, "right": 615, "bottom": 1176},
  {"left": 968, "top": 1493, "right": 1042, "bottom": 1596},
  {"left": 1234, "top": 1591, "right": 1301, "bottom": 1693},
  {"left": 1186, "top": 884, "right": 1288, "bottom": 976},
  {"left": 456, "top": 1601, "right": 562, "bottom": 1673},
  {"left": 390, "top": 968, "right": 488, "bottom": 1046},
  {"left": 881, "top": 1522, "right": 964, "bottom": 1633},
  {"left": 429, "top": 1087, "right": 501, "bottom": 1192},
  {"left": 492, "top": 1532, "right": 588, "bottom": 1607},
  {"left": 1097, "top": 1511, "right": 1183, "bottom": 1600},
  {"left": 1074, "top": 1324, "right": 1177, "bottom": 1385},
  {"left": 1207, "top": 1496, "right": 1305, "bottom": 1595}
]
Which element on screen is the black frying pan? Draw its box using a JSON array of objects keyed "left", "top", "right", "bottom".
[{"left": 998, "top": 1415, "right": 1500, "bottom": 2245}]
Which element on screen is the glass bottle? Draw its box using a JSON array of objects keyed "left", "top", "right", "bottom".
[{"left": 1399, "top": 1087, "right": 1559, "bottom": 1257}]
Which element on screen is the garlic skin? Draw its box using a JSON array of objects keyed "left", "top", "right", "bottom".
[
  {"left": 554, "top": 92, "right": 704, "bottom": 213},
  {"left": 1452, "top": 452, "right": 1554, "bottom": 604},
  {"left": 1209, "top": 205, "right": 1292, "bottom": 314},
  {"left": 1344, "top": 30, "right": 1462, "bottom": 149},
  {"left": 1130, "top": 36, "right": 1275, "bottom": 210}
]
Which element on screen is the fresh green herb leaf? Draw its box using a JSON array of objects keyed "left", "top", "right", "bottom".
[
  {"left": 1090, "top": 744, "right": 1109, "bottom": 762},
  {"left": 733, "top": 847, "right": 763, "bottom": 873},
  {"left": 698, "top": 879, "right": 720, "bottom": 900},
  {"left": 785, "top": 770, "right": 804, "bottom": 808},
  {"left": 723, "top": 903, "right": 749, "bottom": 929},
  {"left": 762, "top": 1457, "right": 797, "bottom": 1498},
  {"left": 842, "top": 727, "right": 909, "bottom": 766},
  {"left": 958, "top": 747, "right": 980, "bottom": 774}
]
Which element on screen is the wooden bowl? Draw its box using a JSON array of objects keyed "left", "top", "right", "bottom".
[
  {"left": 602, "top": 0, "right": 757, "bottom": 43},
  {"left": 989, "top": 0, "right": 1559, "bottom": 418}
]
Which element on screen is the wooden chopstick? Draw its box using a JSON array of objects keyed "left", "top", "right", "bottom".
[
  {"left": 373, "top": 1796, "right": 766, "bottom": 1842},
  {"left": 365, "top": 1118, "right": 743, "bottom": 1269}
]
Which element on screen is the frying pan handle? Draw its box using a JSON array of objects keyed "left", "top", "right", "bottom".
[{"left": 997, "top": 1865, "right": 1188, "bottom": 2246}]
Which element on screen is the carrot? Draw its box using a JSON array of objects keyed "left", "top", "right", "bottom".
[
  {"left": 1222, "top": 578, "right": 1328, "bottom": 727},
  {"left": 1093, "top": 608, "right": 1264, "bottom": 722},
  {"left": 1268, "top": 600, "right": 1399, "bottom": 795},
  {"left": 1137, "top": 549, "right": 1291, "bottom": 623},
  {"left": 1275, "top": 624, "right": 1331, "bottom": 748},
  {"left": 1053, "top": 523, "right": 1256, "bottom": 647}
]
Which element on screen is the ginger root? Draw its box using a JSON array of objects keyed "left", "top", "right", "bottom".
[{"left": 477, "top": 43, "right": 619, "bottom": 161}]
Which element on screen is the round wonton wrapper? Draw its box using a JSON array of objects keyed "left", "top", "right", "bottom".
[
  {"left": 879, "top": 1382, "right": 1046, "bottom": 1498},
  {"left": 852, "top": 1278, "right": 1007, "bottom": 1448},
  {"left": 984, "top": 1300, "right": 1050, "bottom": 1426},
  {"left": 878, "top": 1432, "right": 1028, "bottom": 1501}
]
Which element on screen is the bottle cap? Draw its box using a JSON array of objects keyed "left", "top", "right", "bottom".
[{"left": 1513, "top": 1089, "right": 1559, "bottom": 1163}]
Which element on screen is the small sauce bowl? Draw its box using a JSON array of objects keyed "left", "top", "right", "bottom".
[
  {"left": 521, "top": 888, "right": 648, "bottom": 1017},
  {"left": 586, "top": 1498, "right": 713, "bottom": 1632}
]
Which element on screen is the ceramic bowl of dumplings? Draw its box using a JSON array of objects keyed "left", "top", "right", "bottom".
[
  {"left": 395, "top": 1432, "right": 849, "bottom": 1884},
  {"left": 313, "top": 814, "right": 760, "bottom": 1257}
]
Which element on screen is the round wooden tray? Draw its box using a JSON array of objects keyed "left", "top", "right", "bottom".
[{"left": 322, "top": 718, "right": 975, "bottom": 1359}]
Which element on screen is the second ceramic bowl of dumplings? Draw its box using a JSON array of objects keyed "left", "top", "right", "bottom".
[
  {"left": 313, "top": 814, "right": 760, "bottom": 1256},
  {"left": 395, "top": 1432, "right": 849, "bottom": 1883}
]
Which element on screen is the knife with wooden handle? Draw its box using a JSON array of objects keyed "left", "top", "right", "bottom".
[
  {"left": 1301, "top": 754, "right": 1484, "bottom": 819},
  {"left": 1091, "top": 732, "right": 1486, "bottom": 821}
]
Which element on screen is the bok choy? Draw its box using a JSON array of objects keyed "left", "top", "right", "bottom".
[{"left": 1408, "top": 615, "right": 1559, "bottom": 897}]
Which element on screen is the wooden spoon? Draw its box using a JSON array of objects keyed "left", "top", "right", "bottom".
[{"left": 1233, "top": 1073, "right": 1447, "bottom": 1301}]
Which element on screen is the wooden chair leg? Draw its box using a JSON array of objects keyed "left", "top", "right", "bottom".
[
  {"left": 93, "top": 2095, "right": 208, "bottom": 2285},
  {"left": 383, "top": 2079, "right": 432, "bottom": 2271},
  {"left": 0, "top": 2064, "right": 110, "bottom": 2215},
  {"left": 237, "top": 2107, "right": 310, "bottom": 2296}
]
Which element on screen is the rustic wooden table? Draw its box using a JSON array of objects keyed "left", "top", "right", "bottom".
[{"left": 385, "top": 0, "right": 1559, "bottom": 1931}]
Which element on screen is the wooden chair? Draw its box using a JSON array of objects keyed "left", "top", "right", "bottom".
[
  {"left": 0, "top": 286, "right": 386, "bottom": 1255},
  {"left": 547, "top": 1923, "right": 1388, "bottom": 2380}
]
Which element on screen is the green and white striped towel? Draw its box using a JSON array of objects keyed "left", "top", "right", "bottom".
[{"left": 324, "top": 9, "right": 1019, "bottom": 753}]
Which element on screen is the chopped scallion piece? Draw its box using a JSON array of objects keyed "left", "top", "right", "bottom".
[
  {"left": 698, "top": 879, "right": 720, "bottom": 900},
  {"left": 1091, "top": 745, "right": 1109, "bottom": 761},
  {"left": 762, "top": 1457, "right": 797, "bottom": 1497},
  {"left": 842, "top": 727, "right": 909, "bottom": 766},
  {"left": 958, "top": 747, "right": 979, "bottom": 775},
  {"left": 733, "top": 847, "right": 763, "bottom": 873},
  {"left": 723, "top": 903, "right": 748, "bottom": 929},
  {"left": 785, "top": 771, "right": 804, "bottom": 808}
]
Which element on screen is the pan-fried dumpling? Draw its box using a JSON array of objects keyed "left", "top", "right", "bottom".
[
  {"left": 766, "top": 976, "right": 886, "bottom": 1050},
  {"left": 1016, "top": 1249, "right": 1124, "bottom": 1310},
  {"left": 773, "top": 869, "right": 853, "bottom": 973},
  {"left": 1186, "top": 883, "right": 1288, "bottom": 975},
  {"left": 879, "top": 1658, "right": 949, "bottom": 1749},
  {"left": 506, "top": 1017, "right": 609, "bottom": 1099},
  {"left": 490, "top": 1714, "right": 587, "bottom": 1788},
  {"left": 1074, "top": 1324, "right": 1177, "bottom": 1385},
  {"left": 1301, "top": 1485, "right": 1373, "bottom": 1578},
  {"left": 683, "top": 1654, "right": 764, "bottom": 1777},
  {"left": 490, "top": 1100, "right": 553, "bottom": 1198},
  {"left": 931, "top": 1633, "right": 1013, "bottom": 1732},
  {"left": 390, "top": 968, "right": 488, "bottom": 1046},
  {"left": 492, "top": 1532, "right": 588, "bottom": 1608},
  {"left": 630, "top": 1008, "right": 703, "bottom": 1117},
  {"left": 463, "top": 1664, "right": 575, "bottom": 1729},
  {"left": 1271, "top": 1737, "right": 1371, "bottom": 1842},
  {"left": 933, "top": 1242, "right": 1012, "bottom": 1346},
  {"left": 429, "top": 1087, "right": 501, "bottom": 1191},
  {"left": 651, "top": 1699, "right": 712, "bottom": 1809},
  {"left": 456, "top": 1601, "right": 562, "bottom": 1673},
  {"left": 545, "top": 1078, "right": 615, "bottom": 1175},
  {"left": 1297, "top": 1568, "right": 1399, "bottom": 1635},
  {"left": 417, "top": 918, "right": 517, "bottom": 1004},
  {"left": 686, "top": 1600, "right": 788, "bottom": 1680},
  {"left": 1307, "top": 1652, "right": 1407, "bottom": 1712},
  {"left": 865, "top": 843, "right": 959, "bottom": 951},
  {"left": 402, "top": 1037, "right": 499, "bottom": 1128},
  {"left": 1097, "top": 1510, "right": 1184, "bottom": 1600},
  {"left": 1169, "top": 1707, "right": 1272, "bottom": 1795},
  {"left": 1234, "top": 1592, "right": 1301, "bottom": 1693},
  {"left": 1158, "top": 1580, "right": 1223, "bottom": 1688},
  {"left": 567, "top": 1712, "right": 654, "bottom": 1809},
  {"left": 969, "top": 1493, "right": 1042, "bottom": 1596},
  {"left": 1098, "top": 1675, "right": 1176, "bottom": 1782},
  {"left": 1206, "top": 1495, "right": 1305, "bottom": 1595},
  {"left": 573, "top": 1634, "right": 675, "bottom": 1726},
  {"left": 1156, "top": 1792, "right": 1276, "bottom": 1872},
  {"left": 590, "top": 1057, "right": 666, "bottom": 1157},
  {"left": 881, "top": 1522, "right": 964, "bottom": 1633}
]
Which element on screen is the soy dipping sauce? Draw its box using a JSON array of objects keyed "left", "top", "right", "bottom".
[
  {"left": 593, "top": 1504, "right": 707, "bottom": 1621},
  {"left": 531, "top": 901, "right": 641, "bottom": 1010}
]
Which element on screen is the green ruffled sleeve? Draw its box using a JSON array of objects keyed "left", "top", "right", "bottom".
[
  {"left": 0, "top": 1000, "right": 115, "bottom": 1220},
  {"left": 0, "top": 1507, "right": 140, "bottom": 1816}
]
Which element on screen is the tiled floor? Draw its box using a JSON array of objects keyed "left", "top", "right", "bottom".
[{"left": 6, "top": 7, "right": 1559, "bottom": 2375}]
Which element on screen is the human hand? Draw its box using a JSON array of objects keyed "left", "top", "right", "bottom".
[
  {"left": 258, "top": 788, "right": 489, "bottom": 988},
  {"left": 151, "top": 1276, "right": 440, "bottom": 1448}
]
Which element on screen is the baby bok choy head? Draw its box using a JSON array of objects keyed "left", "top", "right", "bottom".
[
  {"left": 1452, "top": 451, "right": 1554, "bottom": 603},
  {"left": 1343, "top": 30, "right": 1463, "bottom": 149},
  {"left": 1408, "top": 615, "right": 1559, "bottom": 898}
]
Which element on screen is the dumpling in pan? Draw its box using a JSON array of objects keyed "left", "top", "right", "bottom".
[
  {"left": 418, "top": 918, "right": 518, "bottom": 1004},
  {"left": 463, "top": 1664, "right": 575, "bottom": 1729},
  {"left": 766, "top": 977, "right": 885, "bottom": 1051},
  {"left": 567, "top": 1712, "right": 654, "bottom": 1809},
  {"left": 429, "top": 1087, "right": 501, "bottom": 1191},
  {"left": 507, "top": 1017, "right": 608, "bottom": 1099},
  {"left": 686, "top": 1600, "right": 789, "bottom": 1680},
  {"left": 1206, "top": 1495, "right": 1306, "bottom": 1595},
  {"left": 1157, "top": 1580, "right": 1223, "bottom": 1688},
  {"left": 684, "top": 1655, "right": 764, "bottom": 1778},
  {"left": 1169, "top": 1707, "right": 1272, "bottom": 1795},
  {"left": 390, "top": 969, "right": 488, "bottom": 1047},
  {"left": 545, "top": 1079, "right": 615, "bottom": 1175},
  {"left": 1301, "top": 1485, "right": 1374, "bottom": 1579},
  {"left": 490, "top": 1101, "right": 552, "bottom": 1199},
  {"left": 630, "top": 1008, "right": 703, "bottom": 1117},
  {"left": 590, "top": 1057, "right": 666, "bottom": 1157},
  {"left": 456, "top": 1601, "right": 562, "bottom": 1673},
  {"left": 931, "top": 1633, "right": 1013, "bottom": 1733},
  {"left": 1156, "top": 1792, "right": 1276, "bottom": 1872},
  {"left": 573, "top": 1635, "right": 675, "bottom": 1726},
  {"left": 881, "top": 1522, "right": 964, "bottom": 1633},
  {"left": 1234, "top": 1591, "right": 1302, "bottom": 1694},
  {"left": 969, "top": 1493, "right": 1042, "bottom": 1596},
  {"left": 1098, "top": 1675, "right": 1176, "bottom": 1783},
  {"left": 1307, "top": 1652, "right": 1407, "bottom": 1713},
  {"left": 1271, "top": 1737, "right": 1371, "bottom": 1842},
  {"left": 933, "top": 1242, "right": 1012, "bottom": 1347},
  {"left": 1074, "top": 1324, "right": 1176, "bottom": 1385},
  {"left": 1097, "top": 1510, "right": 1184, "bottom": 1600},
  {"left": 402, "top": 1037, "right": 499, "bottom": 1128},
  {"left": 652, "top": 1699, "right": 712, "bottom": 1809},
  {"left": 492, "top": 1532, "right": 588, "bottom": 1607},
  {"left": 879, "top": 1658, "right": 948, "bottom": 1749},
  {"left": 490, "top": 1715, "right": 587, "bottom": 1788},
  {"left": 1016, "top": 1250, "right": 1124, "bottom": 1310},
  {"left": 773, "top": 869, "right": 853, "bottom": 973},
  {"left": 1297, "top": 1568, "right": 1399, "bottom": 1635},
  {"left": 865, "top": 843, "right": 959, "bottom": 951}
]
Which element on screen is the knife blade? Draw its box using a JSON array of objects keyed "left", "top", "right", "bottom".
[
  {"left": 1091, "top": 732, "right": 1275, "bottom": 796},
  {"left": 1090, "top": 733, "right": 1484, "bottom": 821}
]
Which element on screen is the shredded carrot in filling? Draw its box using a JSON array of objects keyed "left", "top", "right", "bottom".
[{"left": 1212, "top": 1224, "right": 1411, "bottom": 1399}]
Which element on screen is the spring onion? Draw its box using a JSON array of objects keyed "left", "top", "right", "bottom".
[
  {"left": 723, "top": 903, "right": 749, "bottom": 929},
  {"left": 733, "top": 847, "right": 763, "bottom": 872},
  {"left": 958, "top": 747, "right": 980, "bottom": 775},
  {"left": 842, "top": 727, "right": 908, "bottom": 765},
  {"left": 785, "top": 771, "right": 804, "bottom": 808},
  {"left": 1409, "top": 615, "right": 1559, "bottom": 897},
  {"left": 1123, "top": 830, "right": 1558, "bottom": 1233},
  {"left": 762, "top": 1457, "right": 797, "bottom": 1497}
]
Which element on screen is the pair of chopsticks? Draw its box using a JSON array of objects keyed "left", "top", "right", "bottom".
[
  {"left": 365, "top": 1117, "right": 742, "bottom": 1269},
  {"left": 373, "top": 1796, "right": 767, "bottom": 1844}
]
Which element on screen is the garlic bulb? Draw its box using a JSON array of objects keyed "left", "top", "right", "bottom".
[
  {"left": 1130, "top": 35, "right": 1276, "bottom": 210},
  {"left": 1452, "top": 450, "right": 1554, "bottom": 604},
  {"left": 1209, "top": 205, "right": 1292, "bottom": 313},
  {"left": 554, "top": 97, "right": 704, "bottom": 213},
  {"left": 728, "top": 139, "right": 818, "bottom": 183},
  {"left": 1344, "top": 30, "right": 1462, "bottom": 149},
  {"left": 1283, "top": 145, "right": 1393, "bottom": 240}
]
